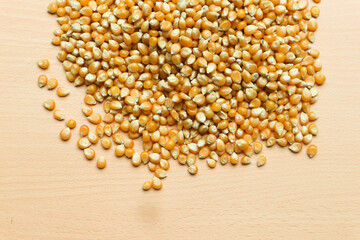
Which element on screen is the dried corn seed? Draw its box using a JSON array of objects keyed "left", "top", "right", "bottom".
[
  {"left": 97, "top": 156, "right": 106, "bottom": 169},
  {"left": 66, "top": 119, "right": 76, "bottom": 129},
  {"left": 160, "top": 159, "right": 170, "bottom": 170},
  {"left": 148, "top": 162, "right": 156, "bottom": 172},
  {"left": 57, "top": 87, "right": 70, "bottom": 97},
  {"left": 152, "top": 176, "right": 162, "bottom": 190},
  {"left": 132, "top": 152, "right": 142, "bottom": 166},
  {"left": 59, "top": 127, "right": 71, "bottom": 141},
  {"left": 53, "top": 109, "right": 65, "bottom": 121},
  {"left": 38, "top": 59, "right": 49, "bottom": 69},
  {"left": 125, "top": 148, "right": 135, "bottom": 158},
  {"left": 155, "top": 168, "right": 167, "bottom": 179},
  {"left": 38, "top": 75, "right": 48, "bottom": 88},
  {"left": 101, "top": 137, "right": 112, "bottom": 149},
  {"left": 257, "top": 156, "right": 267, "bottom": 167},
  {"left": 124, "top": 139, "right": 134, "bottom": 148},
  {"left": 112, "top": 133, "right": 124, "bottom": 145},
  {"left": 307, "top": 145, "right": 318, "bottom": 158},
  {"left": 87, "top": 132, "right": 99, "bottom": 144},
  {"left": 115, "top": 145, "right": 126, "bottom": 157},
  {"left": 87, "top": 113, "right": 102, "bottom": 124},
  {"left": 47, "top": 78, "right": 58, "bottom": 90},
  {"left": 207, "top": 159, "right": 217, "bottom": 168},
  {"left": 230, "top": 153, "right": 239, "bottom": 165},
  {"left": 149, "top": 153, "right": 161, "bottom": 164},
  {"left": 220, "top": 154, "right": 229, "bottom": 165},
  {"left": 254, "top": 141, "right": 263, "bottom": 154},
  {"left": 289, "top": 143, "right": 303, "bottom": 153},
  {"left": 43, "top": 99, "right": 55, "bottom": 110},
  {"left": 79, "top": 125, "right": 89, "bottom": 137},
  {"left": 95, "top": 125, "right": 104, "bottom": 138},
  {"left": 104, "top": 124, "right": 112, "bottom": 137},
  {"left": 308, "top": 124, "right": 319, "bottom": 136},
  {"left": 81, "top": 106, "right": 93, "bottom": 117},
  {"left": 84, "top": 148, "right": 95, "bottom": 160},
  {"left": 77, "top": 137, "right": 91, "bottom": 149},
  {"left": 241, "top": 156, "right": 251, "bottom": 165},
  {"left": 84, "top": 94, "right": 97, "bottom": 105},
  {"left": 143, "top": 181, "right": 152, "bottom": 191},
  {"left": 188, "top": 165, "right": 198, "bottom": 175}
]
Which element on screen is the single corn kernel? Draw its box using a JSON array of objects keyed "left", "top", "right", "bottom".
[
  {"left": 143, "top": 181, "right": 152, "bottom": 191},
  {"left": 84, "top": 94, "right": 97, "bottom": 105},
  {"left": 84, "top": 148, "right": 95, "bottom": 160},
  {"left": 53, "top": 109, "right": 65, "bottom": 121},
  {"left": 60, "top": 127, "right": 71, "bottom": 141},
  {"left": 241, "top": 156, "right": 251, "bottom": 165},
  {"left": 230, "top": 153, "right": 239, "bottom": 165},
  {"left": 115, "top": 145, "right": 126, "bottom": 157},
  {"left": 257, "top": 156, "right": 267, "bottom": 167},
  {"left": 97, "top": 156, "right": 106, "bottom": 169},
  {"left": 82, "top": 106, "right": 93, "bottom": 117},
  {"left": 79, "top": 125, "right": 89, "bottom": 137},
  {"left": 101, "top": 137, "right": 112, "bottom": 149},
  {"left": 152, "top": 176, "right": 162, "bottom": 190},
  {"left": 38, "top": 75, "right": 48, "bottom": 88},
  {"left": 66, "top": 119, "right": 77, "bottom": 129},
  {"left": 254, "top": 141, "right": 263, "bottom": 154},
  {"left": 88, "top": 132, "right": 99, "bottom": 144},
  {"left": 188, "top": 165, "right": 198, "bottom": 175},
  {"left": 155, "top": 168, "right": 167, "bottom": 179},
  {"left": 77, "top": 137, "right": 91, "bottom": 149},
  {"left": 289, "top": 142, "right": 303, "bottom": 153},
  {"left": 125, "top": 148, "right": 135, "bottom": 158},
  {"left": 43, "top": 99, "right": 56, "bottom": 110},
  {"left": 131, "top": 152, "right": 142, "bottom": 166},
  {"left": 307, "top": 145, "right": 318, "bottom": 158},
  {"left": 87, "top": 113, "right": 102, "bottom": 124},
  {"left": 38, "top": 59, "right": 50, "bottom": 69},
  {"left": 47, "top": 78, "right": 58, "bottom": 90},
  {"left": 57, "top": 87, "right": 70, "bottom": 97},
  {"left": 160, "top": 159, "right": 169, "bottom": 170},
  {"left": 207, "top": 159, "right": 217, "bottom": 168}
]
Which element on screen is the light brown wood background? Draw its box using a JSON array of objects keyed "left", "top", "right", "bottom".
[{"left": 1, "top": 1, "right": 360, "bottom": 239}]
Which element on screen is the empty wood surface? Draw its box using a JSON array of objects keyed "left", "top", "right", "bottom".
[{"left": 1, "top": 1, "right": 360, "bottom": 239}]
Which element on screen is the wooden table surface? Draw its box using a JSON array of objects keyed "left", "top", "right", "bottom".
[{"left": 1, "top": 1, "right": 360, "bottom": 239}]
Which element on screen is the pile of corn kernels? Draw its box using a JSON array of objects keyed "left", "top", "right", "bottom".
[{"left": 38, "top": 0, "right": 325, "bottom": 190}]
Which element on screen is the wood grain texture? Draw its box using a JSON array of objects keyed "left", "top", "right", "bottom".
[{"left": 1, "top": 1, "right": 360, "bottom": 239}]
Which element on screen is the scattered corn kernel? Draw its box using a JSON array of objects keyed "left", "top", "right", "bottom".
[
  {"left": 143, "top": 181, "right": 152, "bottom": 191},
  {"left": 43, "top": 99, "right": 55, "bottom": 110},
  {"left": 53, "top": 109, "right": 65, "bottom": 121},
  {"left": 66, "top": 119, "right": 76, "bottom": 129},
  {"left": 84, "top": 148, "right": 95, "bottom": 160},
  {"left": 59, "top": 127, "right": 71, "bottom": 141},
  {"left": 188, "top": 165, "right": 198, "bottom": 175},
  {"left": 131, "top": 152, "right": 142, "bottom": 167},
  {"left": 241, "top": 156, "right": 251, "bottom": 165},
  {"left": 97, "top": 156, "right": 106, "bottom": 169},
  {"left": 307, "top": 145, "right": 318, "bottom": 158},
  {"left": 56, "top": 87, "right": 70, "bottom": 97},
  {"left": 38, "top": 75, "right": 48, "bottom": 88},
  {"left": 101, "top": 137, "right": 112, "bottom": 149},
  {"left": 152, "top": 176, "right": 162, "bottom": 190},
  {"left": 46, "top": 78, "right": 58, "bottom": 90},
  {"left": 257, "top": 156, "right": 267, "bottom": 167},
  {"left": 38, "top": 59, "right": 49, "bottom": 69},
  {"left": 77, "top": 137, "right": 91, "bottom": 149},
  {"left": 79, "top": 125, "right": 89, "bottom": 137},
  {"left": 207, "top": 159, "right": 217, "bottom": 168}
]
